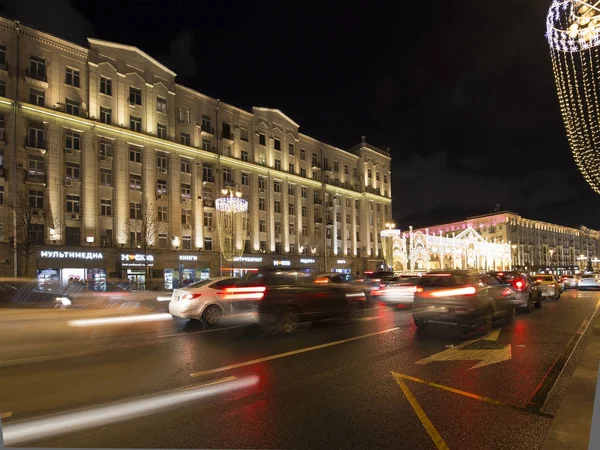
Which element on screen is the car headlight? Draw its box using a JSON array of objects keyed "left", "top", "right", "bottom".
[{"left": 55, "top": 296, "right": 71, "bottom": 306}]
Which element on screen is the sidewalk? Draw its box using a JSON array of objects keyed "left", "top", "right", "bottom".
[{"left": 542, "top": 316, "right": 600, "bottom": 449}]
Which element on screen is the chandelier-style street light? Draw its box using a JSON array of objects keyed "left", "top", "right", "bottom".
[
  {"left": 380, "top": 222, "right": 400, "bottom": 271},
  {"left": 547, "top": 1, "right": 600, "bottom": 193},
  {"left": 215, "top": 184, "right": 249, "bottom": 266}
]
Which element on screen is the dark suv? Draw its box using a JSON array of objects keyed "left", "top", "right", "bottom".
[
  {"left": 489, "top": 271, "right": 541, "bottom": 312},
  {"left": 413, "top": 270, "right": 516, "bottom": 333}
]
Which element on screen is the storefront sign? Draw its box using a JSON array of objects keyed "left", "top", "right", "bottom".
[
  {"left": 40, "top": 250, "right": 104, "bottom": 260},
  {"left": 300, "top": 258, "right": 316, "bottom": 264},
  {"left": 179, "top": 255, "right": 198, "bottom": 261},
  {"left": 336, "top": 259, "right": 347, "bottom": 264},
  {"left": 234, "top": 256, "right": 263, "bottom": 262},
  {"left": 273, "top": 260, "right": 291, "bottom": 266},
  {"left": 120, "top": 254, "right": 154, "bottom": 267}
]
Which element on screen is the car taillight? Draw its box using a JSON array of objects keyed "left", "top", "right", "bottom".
[
  {"left": 314, "top": 278, "right": 330, "bottom": 284},
  {"left": 415, "top": 286, "right": 424, "bottom": 293},
  {"left": 514, "top": 280, "right": 524, "bottom": 290},
  {"left": 430, "top": 286, "right": 477, "bottom": 298},
  {"left": 181, "top": 293, "right": 201, "bottom": 301},
  {"left": 221, "top": 286, "right": 266, "bottom": 300}
]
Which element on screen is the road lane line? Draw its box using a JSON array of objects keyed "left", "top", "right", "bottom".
[
  {"left": 190, "top": 326, "right": 400, "bottom": 378},
  {"left": 146, "top": 324, "right": 247, "bottom": 340},
  {"left": 68, "top": 313, "right": 173, "bottom": 327},
  {"left": 392, "top": 373, "right": 450, "bottom": 450},
  {"left": 1, "top": 375, "right": 256, "bottom": 446},
  {"left": 528, "top": 298, "right": 600, "bottom": 413},
  {"left": 1, "top": 411, "right": 12, "bottom": 419}
]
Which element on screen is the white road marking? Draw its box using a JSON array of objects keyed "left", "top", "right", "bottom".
[
  {"left": 190, "top": 326, "right": 400, "bottom": 378},
  {"left": 68, "top": 313, "right": 173, "bottom": 327}
]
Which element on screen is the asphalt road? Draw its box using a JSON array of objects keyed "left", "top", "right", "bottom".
[{"left": 0, "top": 289, "right": 598, "bottom": 449}]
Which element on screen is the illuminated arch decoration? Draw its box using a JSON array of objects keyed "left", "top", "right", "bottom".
[
  {"left": 547, "top": 1, "right": 600, "bottom": 193},
  {"left": 392, "top": 233, "right": 409, "bottom": 272},
  {"left": 409, "top": 230, "right": 431, "bottom": 272},
  {"left": 215, "top": 196, "right": 249, "bottom": 262}
]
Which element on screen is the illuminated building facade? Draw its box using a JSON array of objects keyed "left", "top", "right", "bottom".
[
  {"left": 410, "top": 211, "right": 600, "bottom": 273},
  {"left": 0, "top": 17, "right": 392, "bottom": 287}
]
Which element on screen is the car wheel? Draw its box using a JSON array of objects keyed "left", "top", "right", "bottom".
[
  {"left": 505, "top": 305, "right": 517, "bottom": 325},
  {"left": 277, "top": 307, "right": 299, "bottom": 335},
  {"left": 481, "top": 309, "right": 493, "bottom": 335},
  {"left": 202, "top": 305, "right": 222, "bottom": 326},
  {"left": 414, "top": 318, "right": 428, "bottom": 329}
]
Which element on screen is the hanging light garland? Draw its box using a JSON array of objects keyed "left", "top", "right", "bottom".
[
  {"left": 215, "top": 188, "right": 249, "bottom": 262},
  {"left": 380, "top": 225, "right": 401, "bottom": 270},
  {"left": 547, "top": 1, "right": 600, "bottom": 193}
]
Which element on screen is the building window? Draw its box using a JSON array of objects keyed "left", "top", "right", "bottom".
[
  {"left": 259, "top": 133, "right": 266, "bottom": 146},
  {"left": 29, "top": 190, "right": 44, "bottom": 209},
  {"left": 100, "top": 168, "right": 112, "bottom": 186},
  {"left": 204, "top": 237, "right": 213, "bottom": 251},
  {"left": 99, "top": 139, "right": 113, "bottom": 157},
  {"left": 181, "top": 209, "right": 191, "bottom": 225},
  {"left": 353, "top": 168, "right": 358, "bottom": 179},
  {"left": 158, "top": 205, "right": 168, "bottom": 222},
  {"left": 289, "top": 222, "right": 295, "bottom": 235},
  {"left": 180, "top": 133, "right": 190, "bottom": 146},
  {"left": 129, "top": 174, "right": 142, "bottom": 191},
  {"left": 368, "top": 169, "right": 372, "bottom": 179},
  {"left": 157, "top": 123, "right": 167, "bottom": 139},
  {"left": 275, "top": 222, "right": 282, "bottom": 235},
  {"left": 129, "top": 202, "right": 142, "bottom": 219},
  {"left": 333, "top": 161, "right": 339, "bottom": 172},
  {"left": 274, "top": 201, "right": 281, "bottom": 214},
  {"left": 241, "top": 172, "right": 249, "bottom": 186},
  {"left": 65, "top": 130, "right": 81, "bottom": 151},
  {"left": 289, "top": 143, "right": 295, "bottom": 155},
  {"left": 100, "top": 229, "right": 112, "bottom": 247},
  {"left": 65, "top": 67, "right": 80, "bottom": 87},
  {"left": 300, "top": 168, "right": 306, "bottom": 177},
  {"left": 0, "top": 185, "right": 3, "bottom": 205},
  {"left": 288, "top": 184, "right": 295, "bottom": 196},
  {"left": 203, "top": 165, "right": 213, "bottom": 182},
  {"left": 0, "top": 44, "right": 6, "bottom": 66},
  {"left": 259, "top": 198, "right": 266, "bottom": 211},
  {"left": 201, "top": 115, "right": 212, "bottom": 131},
  {"left": 259, "top": 219, "right": 266, "bottom": 233},
  {"left": 129, "top": 146, "right": 142, "bottom": 163},
  {"left": 157, "top": 180, "right": 168, "bottom": 196},
  {"left": 289, "top": 163, "right": 295, "bottom": 173},
  {"left": 156, "top": 153, "right": 167, "bottom": 171},
  {"left": 100, "top": 199, "right": 112, "bottom": 216},
  {"left": 204, "top": 212, "right": 213, "bottom": 227},
  {"left": 129, "top": 87, "right": 142, "bottom": 106},
  {"left": 275, "top": 242, "right": 282, "bottom": 254},
  {"left": 376, "top": 172, "right": 380, "bottom": 181},
  {"left": 222, "top": 167, "right": 232, "bottom": 184},
  {"left": 384, "top": 174, "right": 388, "bottom": 184},
  {"left": 300, "top": 206, "right": 306, "bottom": 218},
  {"left": 182, "top": 235, "right": 191, "bottom": 250},
  {"left": 258, "top": 177, "right": 265, "bottom": 190},
  {"left": 324, "top": 174, "right": 329, "bottom": 184},
  {"left": 130, "top": 232, "right": 142, "bottom": 247},
  {"left": 178, "top": 107, "right": 190, "bottom": 124},
  {"left": 100, "top": 107, "right": 111, "bottom": 124},
  {"left": 201, "top": 139, "right": 211, "bottom": 151},
  {"left": 65, "top": 162, "right": 80, "bottom": 181},
  {"left": 66, "top": 195, "right": 80, "bottom": 213},
  {"left": 156, "top": 96, "right": 167, "bottom": 113},
  {"left": 28, "top": 156, "right": 45, "bottom": 182},
  {"left": 29, "top": 89, "right": 44, "bottom": 106},
  {"left": 180, "top": 158, "right": 191, "bottom": 173},
  {"left": 274, "top": 138, "right": 281, "bottom": 151},
  {"left": 130, "top": 115, "right": 141, "bottom": 132},
  {"left": 274, "top": 181, "right": 281, "bottom": 193},
  {"left": 100, "top": 76, "right": 112, "bottom": 96},
  {"left": 65, "top": 227, "right": 81, "bottom": 246},
  {"left": 300, "top": 187, "right": 308, "bottom": 198},
  {"left": 181, "top": 183, "right": 191, "bottom": 199},
  {"left": 29, "top": 56, "right": 46, "bottom": 81},
  {"left": 274, "top": 159, "right": 281, "bottom": 170},
  {"left": 66, "top": 98, "right": 80, "bottom": 116},
  {"left": 241, "top": 150, "right": 249, "bottom": 162},
  {"left": 158, "top": 233, "right": 168, "bottom": 250},
  {"left": 289, "top": 203, "right": 295, "bottom": 215}
]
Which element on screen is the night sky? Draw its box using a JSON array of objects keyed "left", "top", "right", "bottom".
[{"left": 3, "top": 0, "right": 599, "bottom": 230}]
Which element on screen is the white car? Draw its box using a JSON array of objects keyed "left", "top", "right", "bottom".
[
  {"left": 534, "top": 274, "right": 561, "bottom": 300},
  {"left": 169, "top": 277, "right": 239, "bottom": 325},
  {"left": 578, "top": 274, "right": 600, "bottom": 290}
]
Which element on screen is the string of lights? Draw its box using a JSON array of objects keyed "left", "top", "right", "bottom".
[{"left": 215, "top": 187, "right": 249, "bottom": 262}]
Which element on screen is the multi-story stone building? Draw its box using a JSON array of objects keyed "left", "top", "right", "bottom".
[
  {"left": 0, "top": 18, "right": 392, "bottom": 289},
  {"left": 412, "top": 211, "right": 600, "bottom": 273}
]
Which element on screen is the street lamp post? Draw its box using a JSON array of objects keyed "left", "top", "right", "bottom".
[
  {"left": 215, "top": 184, "right": 248, "bottom": 277},
  {"left": 380, "top": 222, "right": 400, "bottom": 273},
  {"left": 511, "top": 244, "right": 517, "bottom": 270},
  {"left": 549, "top": 249, "right": 554, "bottom": 274}
]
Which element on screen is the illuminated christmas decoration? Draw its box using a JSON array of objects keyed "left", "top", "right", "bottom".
[
  {"left": 547, "top": 1, "right": 600, "bottom": 193},
  {"left": 215, "top": 187, "right": 249, "bottom": 262}
]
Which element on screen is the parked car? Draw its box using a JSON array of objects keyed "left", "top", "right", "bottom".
[
  {"left": 533, "top": 274, "right": 561, "bottom": 300},
  {"left": 231, "top": 268, "right": 366, "bottom": 334},
  {"left": 372, "top": 277, "right": 421, "bottom": 308},
  {"left": 169, "top": 277, "right": 239, "bottom": 325},
  {"left": 412, "top": 270, "right": 517, "bottom": 333},
  {"left": 578, "top": 273, "right": 600, "bottom": 290},
  {"left": 489, "top": 271, "right": 542, "bottom": 311},
  {"left": 561, "top": 275, "right": 579, "bottom": 290}
]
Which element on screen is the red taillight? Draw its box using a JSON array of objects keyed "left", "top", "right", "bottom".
[
  {"left": 222, "top": 286, "right": 266, "bottom": 300},
  {"left": 430, "top": 286, "right": 477, "bottom": 298},
  {"left": 181, "top": 293, "right": 202, "bottom": 301},
  {"left": 415, "top": 286, "right": 424, "bottom": 293},
  {"left": 515, "top": 280, "right": 524, "bottom": 290}
]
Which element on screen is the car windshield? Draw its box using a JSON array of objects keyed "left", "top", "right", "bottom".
[
  {"left": 495, "top": 273, "right": 519, "bottom": 282},
  {"left": 418, "top": 273, "right": 470, "bottom": 287}
]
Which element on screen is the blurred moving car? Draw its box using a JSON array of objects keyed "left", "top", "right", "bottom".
[
  {"left": 533, "top": 274, "right": 561, "bottom": 300},
  {"left": 489, "top": 271, "right": 542, "bottom": 311},
  {"left": 372, "top": 277, "right": 421, "bottom": 308},
  {"left": 578, "top": 273, "right": 600, "bottom": 290},
  {"left": 232, "top": 268, "right": 366, "bottom": 334},
  {"left": 169, "top": 277, "right": 239, "bottom": 325},
  {"left": 561, "top": 275, "right": 579, "bottom": 290},
  {"left": 412, "top": 270, "right": 516, "bottom": 333},
  {"left": 355, "top": 271, "right": 396, "bottom": 304}
]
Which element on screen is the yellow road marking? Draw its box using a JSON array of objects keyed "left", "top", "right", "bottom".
[
  {"left": 482, "top": 329, "right": 501, "bottom": 342},
  {"left": 190, "top": 327, "right": 399, "bottom": 377},
  {"left": 1, "top": 411, "right": 12, "bottom": 419},
  {"left": 393, "top": 373, "right": 450, "bottom": 450}
]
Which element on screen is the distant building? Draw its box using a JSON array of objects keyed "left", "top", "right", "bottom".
[
  {"left": 411, "top": 211, "right": 600, "bottom": 273},
  {"left": 0, "top": 17, "right": 392, "bottom": 288}
]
